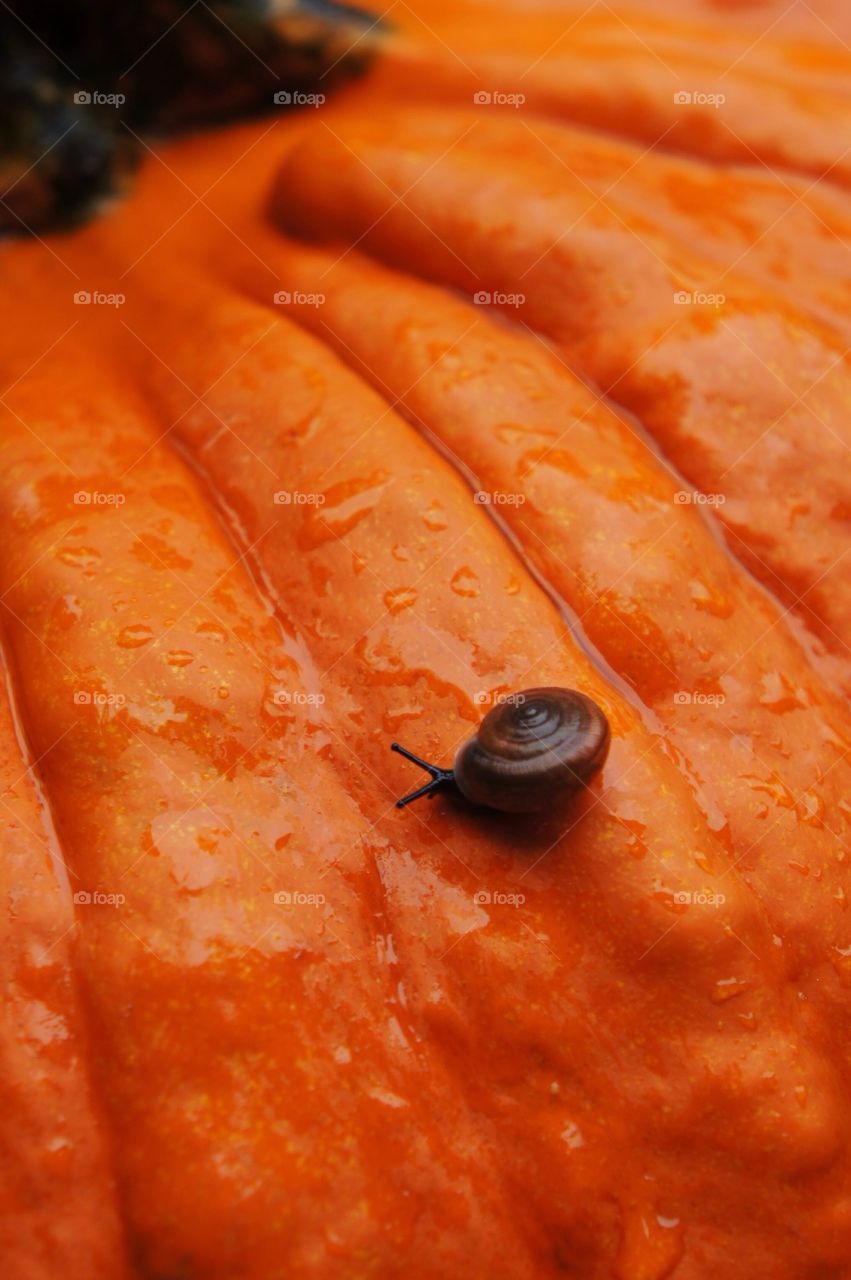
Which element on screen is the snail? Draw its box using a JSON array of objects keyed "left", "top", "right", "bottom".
[{"left": 391, "top": 687, "right": 610, "bottom": 814}]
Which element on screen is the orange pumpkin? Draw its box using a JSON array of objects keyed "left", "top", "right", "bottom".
[{"left": 2, "top": 3, "right": 851, "bottom": 1278}]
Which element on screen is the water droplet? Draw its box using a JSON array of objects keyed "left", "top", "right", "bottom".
[
  {"left": 652, "top": 883, "right": 688, "bottom": 914},
  {"left": 166, "top": 650, "right": 194, "bottom": 668},
  {"left": 355, "top": 636, "right": 404, "bottom": 675},
  {"left": 422, "top": 501, "right": 448, "bottom": 531},
  {"left": 520, "top": 444, "right": 587, "bottom": 479},
  {"left": 712, "top": 976, "right": 748, "bottom": 1003},
  {"left": 367, "top": 1087, "right": 407, "bottom": 1109},
  {"left": 690, "top": 579, "right": 733, "bottom": 618},
  {"left": 117, "top": 624, "right": 153, "bottom": 649},
  {"left": 57, "top": 545, "right": 101, "bottom": 570},
  {"left": 618, "top": 818, "right": 647, "bottom": 860},
  {"left": 132, "top": 534, "right": 191, "bottom": 572},
  {"left": 277, "top": 409, "right": 321, "bottom": 443},
  {"left": 195, "top": 621, "right": 227, "bottom": 643},
  {"left": 617, "top": 1204, "right": 684, "bottom": 1279},
  {"left": 561, "top": 1122, "right": 584, "bottom": 1150},
  {"left": 450, "top": 566, "right": 480, "bottom": 598},
  {"left": 746, "top": 773, "right": 795, "bottom": 808},
  {"left": 831, "top": 944, "right": 851, "bottom": 987},
  {"left": 50, "top": 595, "right": 81, "bottom": 631},
  {"left": 796, "top": 791, "right": 824, "bottom": 827},
  {"left": 384, "top": 587, "right": 418, "bottom": 615},
  {"left": 298, "top": 472, "right": 388, "bottom": 549},
  {"left": 382, "top": 703, "right": 423, "bottom": 734},
  {"left": 217, "top": 685, "right": 230, "bottom": 700},
  {"left": 496, "top": 423, "right": 527, "bottom": 445},
  {"left": 758, "top": 672, "right": 808, "bottom": 713}
]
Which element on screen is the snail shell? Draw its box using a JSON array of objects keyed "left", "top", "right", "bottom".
[{"left": 454, "top": 687, "right": 610, "bottom": 813}]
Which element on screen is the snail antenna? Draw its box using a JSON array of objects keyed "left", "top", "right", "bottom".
[{"left": 390, "top": 742, "right": 455, "bottom": 807}]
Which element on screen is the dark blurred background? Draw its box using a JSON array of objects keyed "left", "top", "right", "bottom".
[{"left": 0, "top": 0, "right": 377, "bottom": 231}]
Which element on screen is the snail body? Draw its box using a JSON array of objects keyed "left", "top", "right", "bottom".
[{"left": 392, "top": 687, "right": 610, "bottom": 814}]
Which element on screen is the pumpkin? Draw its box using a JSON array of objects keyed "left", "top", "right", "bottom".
[{"left": 2, "top": 3, "right": 851, "bottom": 1278}]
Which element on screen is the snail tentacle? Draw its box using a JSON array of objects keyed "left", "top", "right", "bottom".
[
  {"left": 391, "top": 689, "right": 610, "bottom": 815},
  {"left": 391, "top": 742, "right": 455, "bottom": 807}
]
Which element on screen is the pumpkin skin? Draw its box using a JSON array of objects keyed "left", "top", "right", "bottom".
[
  {"left": 273, "top": 110, "right": 851, "bottom": 656},
  {"left": 3, "top": 3, "right": 851, "bottom": 1279}
]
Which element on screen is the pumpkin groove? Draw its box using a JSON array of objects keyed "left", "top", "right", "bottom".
[
  {"left": 371, "top": 0, "right": 851, "bottom": 186},
  {"left": 114, "top": 272, "right": 851, "bottom": 1273},
  {"left": 124, "top": 248, "right": 851, "bottom": 982},
  {"left": 273, "top": 109, "right": 851, "bottom": 656},
  {"left": 510, "top": 134, "right": 851, "bottom": 347},
  {"left": 238, "top": 233, "right": 851, "bottom": 697},
  {"left": 0, "top": 641, "right": 130, "bottom": 1279},
  {"left": 0, "top": 341, "right": 537, "bottom": 1278},
  {"left": 226, "top": 238, "right": 851, "bottom": 946}
]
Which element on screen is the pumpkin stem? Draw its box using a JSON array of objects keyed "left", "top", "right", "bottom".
[{"left": 390, "top": 743, "right": 455, "bottom": 807}]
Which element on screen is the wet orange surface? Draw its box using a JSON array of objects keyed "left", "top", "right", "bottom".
[{"left": 2, "top": 2, "right": 851, "bottom": 1277}]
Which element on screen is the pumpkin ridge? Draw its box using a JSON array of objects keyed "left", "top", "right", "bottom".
[
  {"left": 0, "top": 337, "right": 539, "bottom": 1277},
  {"left": 0, "top": 634, "right": 133, "bottom": 1277},
  {"left": 272, "top": 107, "right": 851, "bottom": 660},
  {"left": 216, "top": 238, "right": 851, "bottom": 1071},
  {"left": 381, "top": 0, "right": 851, "bottom": 188},
  {"left": 227, "top": 225, "right": 842, "bottom": 710},
  {"left": 113, "top": 261, "right": 851, "bottom": 1277}
]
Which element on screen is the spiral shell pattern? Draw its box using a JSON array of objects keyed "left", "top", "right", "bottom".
[{"left": 453, "top": 687, "right": 610, "bottom": 813}]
